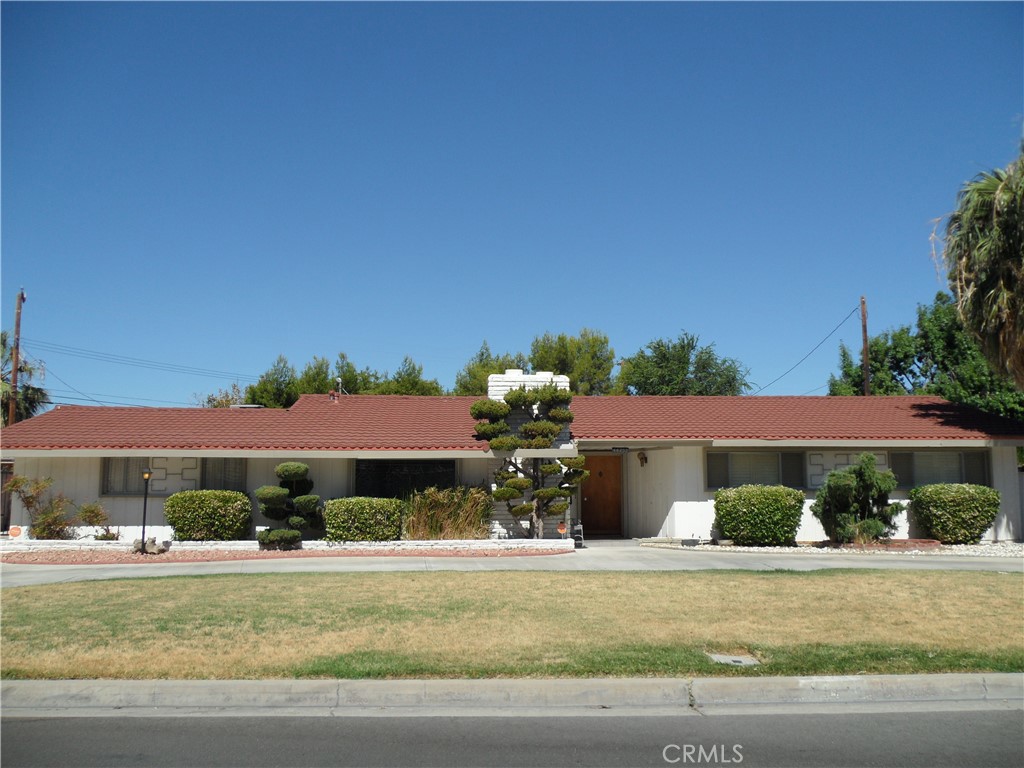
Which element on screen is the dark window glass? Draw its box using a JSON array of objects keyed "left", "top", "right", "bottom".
[
  {"left": 201, "top": 458, "right": 247, "bottom": 492},
  {"left": 355, "top": 460, "right": 457, "bottom": 498}
]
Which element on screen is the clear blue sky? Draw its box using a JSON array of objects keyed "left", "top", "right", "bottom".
[{"left": 3, "top": 2, "right": 1022, "bottom": 408}]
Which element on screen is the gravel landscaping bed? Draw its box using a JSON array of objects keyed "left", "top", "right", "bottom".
[
  {"left": 0, "top": 545, "right": 569, "bottom": 565},
  {"left": 667, "top": 541, "right": 1024, "bottom": 557}
]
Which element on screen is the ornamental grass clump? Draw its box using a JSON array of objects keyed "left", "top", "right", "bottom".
[
  {"left": 909, "top": 484, "right": 1000, "bottom": 544},
  {"left": 403, "top": 486, "right": 493, "bottom": 540}
]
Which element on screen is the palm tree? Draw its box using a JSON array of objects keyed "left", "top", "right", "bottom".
[
  {"left": 1, "top": 330, "right": 49, "bottom": 426},
  {"left": 942, "top": 148, "right": 1024, "bottom": 388}
]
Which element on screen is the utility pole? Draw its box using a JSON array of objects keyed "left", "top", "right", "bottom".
[
  {"left": 7, "top": 289, "right": 26, "bottom": 426},
  {"left": 860, "top": 295, "right": 870, "bottom": 396}
]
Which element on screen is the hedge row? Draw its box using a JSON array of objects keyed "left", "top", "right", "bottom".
[
  {"left": 323, "top": 497, "right": 404, "bottom": 542},
  {"left": 163, "top": 490, "right": 252, "bottom": 541},
  {"left": 713, "top": 485, "right": 804, "bottom": 546}
]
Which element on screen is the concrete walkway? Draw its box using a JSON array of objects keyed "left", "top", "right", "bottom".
[{"left": 2, "top": 541, "right": 1022, "bottom": 587}]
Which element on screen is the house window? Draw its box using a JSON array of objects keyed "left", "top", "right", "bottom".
[
  {"left": 706, "top": 451, "right": 805, "bottom": 489},
  {"left": 101, "top": 457, "right": 150, "bottom": 496},
  {"left": 889, "top": 451, "right": 989, "bottom": 488},
  {"left": 201, "top": 458, "right": 247, "bottom": 492},
  {"left": 354, "top": 460, "right": 457, "bottom": 498}
]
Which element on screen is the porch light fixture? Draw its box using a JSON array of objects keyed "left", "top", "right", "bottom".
[
  {"left": 140, "top": 468, "right": 152, "bottom": 553},
  {"left": 637, "top": 451, "right": 648, "bottom": 468}
]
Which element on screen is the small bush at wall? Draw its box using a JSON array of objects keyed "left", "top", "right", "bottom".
[
  {"left": 3, "top": 475, "right": 76, "bottom": 540},
  {"left": 257, "top": 528, "right": 302, "bottom": 550},
  {"left": 163, "top": 490, "right": 252, "bottom": 541},
  {"left": 909, "top": 484, "right": 1000, "bottom": 544},
  {"left": 714, "top": 485, "right": 804, "bottom": 546},
  {"left": 323, "top": 497, "right": 404, "bottom": 541},
  {"left": 404, "top": 486, "right": 492, "bottom": 540}
]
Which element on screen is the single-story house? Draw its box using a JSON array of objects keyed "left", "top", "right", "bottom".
[{"left": 3, "top": 370, "right": 1023, "bottom": 542}]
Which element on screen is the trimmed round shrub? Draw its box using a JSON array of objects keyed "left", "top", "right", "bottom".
[
  {"left": 488, "top": 436, "right": 524, "bottom": 452},
  {"left": 491, "top": 486, "right": 521, "bottom": 502},
  {"left": 520, "top": 420, "right": 562, "bottom": 439},
  {"left": 714, "top": 485, "right": 804, "bottom": 546},
  {"left": 164, "top": 490, "right": 252, "bottom": 541},
  {"left": 534, "top": 384, "right": 573, "bottom": 407},
  {"left": 470, "top": 399, "right": 511, "bottom": 420},
  {"left": 504, "top": 388, "right": 538, "bottom": 408},
  {"left": 255, "top": 485, "right": 292, "bottom": 521},
  {"left": 474, "top": 421, "right": 509, "bottom": 439},
  {"left": 293, "top": 495, "right": 321, "bottom": 516},
  {"left": 257, "top": 528, "right": 302, "bottom": 550},
  {"left": 274, "top": 462, "right": 310, "bottom": 482},
  {"left": 909, "top": 484, "right": 1000, "bottom": 544},
  {"left": 546, "top": 407, "right": 574, "bottom": 423},
  {"left": 323, "top": 497, "right": 404, "bottom": 542}
]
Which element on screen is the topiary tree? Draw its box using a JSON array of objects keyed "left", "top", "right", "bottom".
[
  {"left": 810, "top": 453, "right": 903, "bottom": 543},
  {"left": 471, "top": 384, "right": 588, "bottom": 538},
  {"left": 254, "top": 462, "right": 321, "bottom": 538}
]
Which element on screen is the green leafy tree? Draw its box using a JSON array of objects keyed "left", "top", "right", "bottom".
[
  {"left": 295, "top": 356, "right": 334, "bottom": 394},
  {"left": 333, "top": 353, "right": 382, "bottom": 394},
  {"left": 615, "top": 332, "right": 751, "bottom": 395},
  {"left": 471, "top": 385, "right": 588, "bottom": 539},
  {"left": 195, "top": 382, "right": 245, "bottom": 408},
  {"left": 829, "top": 293, "right": 1024, "bottom": 421},
  {"left": 942, "top": 147, "right": 1024, "bottom": 387},
  {"left": 453, "top": 342, "right": 530, "bottom": 396},
  {"left": 244, "top": 355, "right": 299, "bottom": 408},
  {"left": 372, "top": 356, "right": 444, "bottom": 396},
  {"left": 829, "top": 328, "right": 923, "bottom": 396},
  {"left": 529, "top": 329, "right": 615, "bottom": 395},
  {"left": 2, "top": 330, "right": 48, "bottom": 425}
]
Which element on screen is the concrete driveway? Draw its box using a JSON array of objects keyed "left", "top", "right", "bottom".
[{"left": 2, "top": 541, "right": 1020, "bottom": 587}]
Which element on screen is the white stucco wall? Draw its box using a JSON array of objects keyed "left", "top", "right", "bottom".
[
  {"left": 620, "top": 446, "right": 1022, "bottom": 543},
  {"left": 7, "top": 455, "right": 504, "bottom": 539}
]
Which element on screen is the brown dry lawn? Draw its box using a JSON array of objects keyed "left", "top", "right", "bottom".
[{"left": 2, "top": 570, "right": 1021, "bottom": 679}]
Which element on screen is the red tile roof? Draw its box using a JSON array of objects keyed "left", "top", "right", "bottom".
[
  {"left": 0, "top": 395, "right": 485, "bottom": 452},
  {"left": 570, "top": 395, "right": 1024, "bottom": 442},
  {"left": 2, "top": 394, "right": 1021, "bottom": 453}
]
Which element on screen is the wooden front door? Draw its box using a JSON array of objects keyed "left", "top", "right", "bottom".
[{"left": 580, "top": 454, "right": 622, "bottom": 536}]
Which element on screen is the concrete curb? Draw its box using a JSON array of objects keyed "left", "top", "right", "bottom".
[
  {"left": 3, "top": 674, "right": 1021, "bottom": 716},
  {"left": 688, "top": 673, "right": 1024, "bottom": 708}
]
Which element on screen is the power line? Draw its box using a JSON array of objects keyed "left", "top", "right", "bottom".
[
  {"left": 20, "top": 351, "right": 105, "bottom": 407},
  {"left": 21, "top": 338, "right": 260, "bottom": 382},
  {"left": 47, "top": 389, "right": 195, "bottom": 406},
  {"left": 753, "top": 305, "right": 860, "bottom": 395}
]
